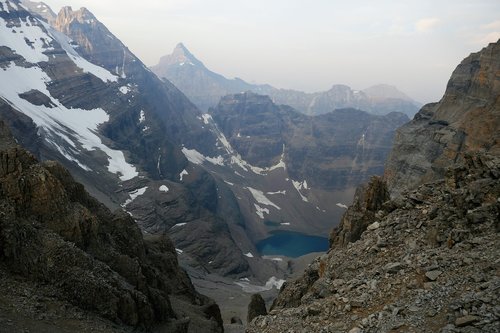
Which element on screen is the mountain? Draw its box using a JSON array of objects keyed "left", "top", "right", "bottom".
[
  {"left": 151, "top": 43, "right": 421, "bottom": 117},
  {"left": 247, "top": 40, "right": 500, "bottom": 333},
  {"left": 210, "top": 92, "right": 408, "bottom": 193},
  {"left": 151, "top": 43, "right": 264, "bottom": 112}
]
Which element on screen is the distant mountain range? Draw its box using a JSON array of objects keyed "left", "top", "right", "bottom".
[{"left": 151, "top": 43, "right": 422, "bottom": 117}]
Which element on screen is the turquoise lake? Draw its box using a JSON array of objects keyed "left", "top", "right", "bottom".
[{"left": 256, "top": 231, "right": 329, "bottom": 258}]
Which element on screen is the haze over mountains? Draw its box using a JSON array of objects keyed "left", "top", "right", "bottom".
[
  {"left": 1, "top": 0, "right": 498, "bottom": 332},
  {"left": 151, "top": 43, "right": 422, "bottom": 117}
]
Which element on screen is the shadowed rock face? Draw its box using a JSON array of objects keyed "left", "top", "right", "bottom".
[
  {"left": 384, "top": 40, "right": 500, "bottom": 195},
  {"left": 210, "top": 92, "right": 408, "bottom": 191},
  {"left": 0, "top": 121, "right": 223, "bottom": 332},
  {"left": 247, "top": 294, "right": 267, "bottom": 323}
]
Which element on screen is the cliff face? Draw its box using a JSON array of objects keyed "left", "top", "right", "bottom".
[
  {"left": 0, "top": 121, "right": 223, "bottom": 332},
  {"left": 385, "top": 40, "right": 500, "bottom": 195},
  {"left": 210, "top": 92, "right": 408, "bottom": 191},
  {"left": 247, "top": 41, "right": 500, "bottom": 333}
]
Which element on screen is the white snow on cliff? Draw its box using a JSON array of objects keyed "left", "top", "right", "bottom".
[{"left": 0, "top": 63, "right": 138, "bottom": 180}]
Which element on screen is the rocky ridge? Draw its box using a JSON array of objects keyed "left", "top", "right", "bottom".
[
  {"left": 247, "top": 41, "right": 500, "bottom": 333},
  {"left": 0, "top": 121, "right": 223, "bottom": 332}
]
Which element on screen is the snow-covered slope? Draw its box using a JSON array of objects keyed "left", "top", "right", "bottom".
[{"left": 0, "top": 0, "right": 137, "bottom": 181}]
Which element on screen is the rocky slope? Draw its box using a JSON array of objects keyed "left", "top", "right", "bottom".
[
  {"left": 247, "top": 41, "right": 500, "bottom": 333},
  {"left": 0, "top": 121, "right": 223, "bottom": 332},
  {"left": 151, "top": 44, "right": 421, "bottom": 117}
]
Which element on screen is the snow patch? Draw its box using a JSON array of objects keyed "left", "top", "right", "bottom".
[
  {"left": 267, "top": 190, "right": 286, "bottom": 195},
  {"left": 244, "top": 252, "right": 254, "bottom": 258},
  {"left": 234, "top": 276, "right": 286, "bottom": 293},
  {"left": 254, "top": 204, "right": 269, "bottom": 219},
  {"left": 224, "top": 180, "right": 234, "bottom": 186},
  {"left": 138, "top": 110, "right": 145, "bottom": 123},
  {"left": 247, "top": 187, "right": 280, "bottom": 210},
  {"left": 280, "top": 222, "right": 291, "bottom": 226},
  {"left": 181, "top": 147, "right": 224, "bottom": 166},
  {"left": 122, "top": 186, "right": 148, "bottom": 206},
  {"left": 292, "top": 180, "right": 309, "bottom": 202},
  {"left": 119, "top": 86, "right": 130, "bottom": 94},
  {"left": 336, "top": 203, "right": 348, "bottom": 209},
  {"left": 201, "top": 113, "right": 212, "bottom": 124},
  {"left": 172, "top": 223, "right": 186, "bottom": 228},
  {"left": 179, "top": 169, "right": 188, "bottom": 181},
  {"left": 159, "top": 185, "right": 169, "bottom": 192},
  {"left": 175, "top": 248, "right": 183, "bottom": 254}
]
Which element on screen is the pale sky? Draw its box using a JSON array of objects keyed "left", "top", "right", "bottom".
[{"left": 40, "top": 0, "right": 500, "bottom": 104}]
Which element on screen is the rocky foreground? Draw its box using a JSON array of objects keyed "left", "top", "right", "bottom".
[
  {"left": 0, "top": 121, "right": 223, "bottom": 333},
  {"left": 247, "top": 153, "right": 499, "bottom": 332}
]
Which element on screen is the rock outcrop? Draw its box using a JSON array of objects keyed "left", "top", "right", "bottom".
[
  {"left": 151, "top": 44, "right": 421, "bottom": 117},
  {"left": 329, "top": 176, "right": 389, "bottom": 247},
  {"left": 385, "top": 40, "right": 500, "bottom": 195},
  {"left": 247, "top": 294, "right": 268, "bottom": 323},
  {"left": 0, "top": 121, "right": 223, "bottom": 332},
  {"left": 247, "top": 41, "right": 500, "bottom": 333}
]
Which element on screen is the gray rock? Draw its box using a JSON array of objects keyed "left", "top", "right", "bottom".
[
  {"left": 385, "top": 262, "right": 402, "bottom": 274},
  {"left": 425, "top": 270, "right": 442, "bottom": 281},
  {"left": 247, "top": 294, "right": 267, "bottom": 323},
  {"left": 455, "top": 315, "right": 480, "bottom": 327}
]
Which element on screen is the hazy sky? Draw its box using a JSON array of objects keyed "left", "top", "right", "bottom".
[{"left": 41, "top": 0, "right": 500, "bottom": 103}]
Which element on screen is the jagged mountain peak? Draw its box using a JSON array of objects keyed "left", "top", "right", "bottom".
[
  {"left": 157, "top": 42, "right": 204, "bottom": 68},
  {"left": 58, "top": 6, "right": 96, "bottom": 21}
]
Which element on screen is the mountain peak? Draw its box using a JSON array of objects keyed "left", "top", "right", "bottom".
[
  {"left": 153, "top": 42, "right": 204, "bottom": 69},
  {"left": 56, "top": 6, "right": 97, "bottom": 25},
  {"left": 362, "top": 84, "right": 414, "bottom": 102},
  {"left": 171, "top": 42, "right": 202, "bottom": 65}
]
